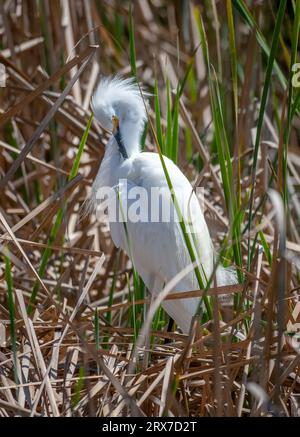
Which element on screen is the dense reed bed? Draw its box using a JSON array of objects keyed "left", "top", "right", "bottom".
[{"left": 0, "top": 0, "right": 299, "bottom": 417}]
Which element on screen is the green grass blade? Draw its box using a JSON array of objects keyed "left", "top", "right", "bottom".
[
  {"left": 94, "top": 308, "right": 100, "bottom": 351},
  {"left": 140, "top": 121, "right": 148, "bottom": 151},
  {"left": 166, "top": 77, "right": 172, "bottom": 158},
  {"left": 247, "top": 0, "right": 287, "bottom": 268},
  {"left": 171, "top": 86, "right": 179, "bottom": 163},
  {"left": 129, "top": 3, "right": 137, "bottom": 78},
  {"left": 72, "top": 366, "right": 85, "bottom": 408},
  {"left": 68, "top": 114, "right": 94, "bottom": 182},
  {"left": 178, "top": 57, "right": 195, "bottom": 99},
  {"left": 154, "top": 79, "right": 165, "bottom": 154},
  {"left": 5, "top": 253, "right": 18, "bottom": 384},
  {"left": 291, "top": 87, "right": 300, "bottom": 118},
  {"left": 226, "top": 0, "right": 241, "bottom": 209},
  {"left": 259, "top": 230, "right": 272, "bottom": 267},
  {"left": 226, "top": 0, "right": 238, "bottom": 127},
  {"left": 151, "top": 306, "right": 165, "bottom": 345}
]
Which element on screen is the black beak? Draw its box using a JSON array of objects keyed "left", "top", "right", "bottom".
[{"left": 114, "top": 128, "right": 128, "bottom": 160}]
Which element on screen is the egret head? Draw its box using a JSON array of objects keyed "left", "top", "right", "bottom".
[{"left": 92, "top": 76, "right": 147, "bottom": 158}]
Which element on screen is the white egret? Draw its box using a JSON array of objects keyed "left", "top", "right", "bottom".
[{"left": 90, "top": 76, "right": 236, "bottom": 334}]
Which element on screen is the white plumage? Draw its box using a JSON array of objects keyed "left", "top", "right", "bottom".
[{"left": 91, "top": 76, "right": 236, "bottom": 334}]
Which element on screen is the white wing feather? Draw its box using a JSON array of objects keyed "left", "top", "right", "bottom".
[{"left": 109, "top": 152, "right": 216, "bottom": 332}]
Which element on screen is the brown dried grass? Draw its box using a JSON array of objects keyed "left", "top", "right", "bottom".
[{"left": 0, "top": 0, "right": 299, "bottom": 417}]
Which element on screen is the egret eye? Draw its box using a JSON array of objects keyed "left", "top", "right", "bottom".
[{"left": 112, "top": 115, "right": 119, "bottom": 134}]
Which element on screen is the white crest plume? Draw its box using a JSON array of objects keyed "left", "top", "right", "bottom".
[{"left": 92, "top": 75, "right": 148, "bottom": 157}]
